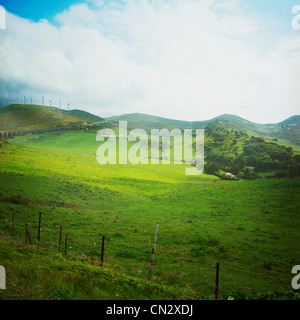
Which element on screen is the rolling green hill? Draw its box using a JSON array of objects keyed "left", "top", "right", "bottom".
[
  {"left": 1, "top": 105, "right": 298, "bottom": 148},
  {"left": 203, "top": 122, "right": 298, "bottom": 177},
  {"left": 108, "top": 112, "right": 300, "bottom": 176},
  {"left": 1, "top": 105, "right": 299, "bottom": 171},
  {"left": 0, "top": 105, "right": 299, "bottom": 300},
  {"left": 0, "top": 130, "right": 299, "bottom": 299},
  {"left": 108, "top": 113, "right": 300, "bottom": 147},
  {"left": 0, "top": 104, "right": 104, "bottom": 130},
  {"left": 107, "top": 112, "right": 192, "bottom": 131}
]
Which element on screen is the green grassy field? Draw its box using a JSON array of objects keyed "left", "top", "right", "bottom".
[{"left": 0, "top": 130, "right": 299, "bottom": 300}]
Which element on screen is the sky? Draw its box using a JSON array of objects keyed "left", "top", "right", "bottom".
[{"left": 0, "top": 0, "right": 299, "bottom": 123}]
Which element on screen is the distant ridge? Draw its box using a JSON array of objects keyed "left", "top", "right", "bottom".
[
  {"left": 107, "top": 112, "right": 299, "bottom": 126},
  {"left": 0, "top": 104, "right": 104, "bottom": 130},
  {"left": 0, "top": 104, "right": 299, "bottom": 147},
  {"left": 107, "top": 112, "right": 300, "bottom": 146}
]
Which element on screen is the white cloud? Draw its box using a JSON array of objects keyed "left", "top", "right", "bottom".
[{"left": 0, "top": 0, "right": 299, "bottom": 123}]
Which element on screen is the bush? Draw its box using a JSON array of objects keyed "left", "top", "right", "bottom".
[
  {"left": 204, "top": 162, "right": 220, "bottom": 175},
  {"left": 240, "top": 168, "right": 258, "bottom": 180}
]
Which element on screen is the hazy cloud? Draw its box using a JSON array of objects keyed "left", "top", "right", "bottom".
[{"left": 0, "top": 0, "right": 299, "bottom": 122}]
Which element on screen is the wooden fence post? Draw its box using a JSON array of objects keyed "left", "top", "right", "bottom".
[
  {"left": 25, "top": 223, "right": 28, "bottom": 245},
  {"left": 100, "top": 236, "right": 105, "bottom": 266},
  {"left": 148, "top": 222, "right": 159, "bottom": 280},
  {"left": 58, "top": 225, "right": 62, "bottom": 252},
  {"left": 215, "top": 262, "right": 220, "bottom": 300},
  {"left": 12, "top": 212, "right": 14, "bottom": 239},
  {"left": 37, "top": 212, "right": 42, "bottom": 250},
  {"left": 26, "top": 228, "right": 32, "bottom": 248}
]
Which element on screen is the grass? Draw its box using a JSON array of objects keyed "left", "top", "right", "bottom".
[
  {"left": 0, "top": 236, "right": 179, "bottom": 300},
  {"left": 0, "top": 130, "right": 299, "bottom": 300}
]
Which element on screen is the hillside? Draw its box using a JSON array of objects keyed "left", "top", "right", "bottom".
[
  {"left": 1, "top": 105, "right": 298, "bottom": 147},
  {"left": 203, "top": 122, "right": 299, "bottom": 178},
  {"left": 108, "top": 112, "right": 300, "bottom": 176},
  {"left": 0, "top": 132, "right": 299, "bottom": 299},
  {"left": 0, "top": 104, "right": 104, "bottom": 130},
  {"left": 108, "top": 113, "right": 300, "bottom": 147},
  {"left": 107, "top": 112, "right": 191, "bottom": 131},
  {"left": 0, "top": 236, "right": 179, "bottom": 300}
]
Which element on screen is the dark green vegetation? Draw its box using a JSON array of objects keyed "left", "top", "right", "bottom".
[
  {"left": 0, "top": 129, "right": 300, "bottom": 300},
  {"left": 203, "top": 123, "right": 300, "bottom": 179},
  {"left": 0, "top": 104, "right": 104, "bottom": 130}
]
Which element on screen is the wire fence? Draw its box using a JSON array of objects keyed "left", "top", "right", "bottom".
[{"left": 0, "top": 210, "right": 294, "bottom": 299}]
